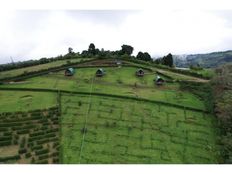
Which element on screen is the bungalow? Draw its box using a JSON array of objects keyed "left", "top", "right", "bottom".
[
  {"left": 65, "top": 68, "right": 75, "bottom": 76},
  {"left": 136, "top": 69, "right": 144, "bottom": 77},
  {"left": 154, "top": 75, "right": 165, "bottom": 85},
  {"left": 96, "top": 68, "right": 105, "bottom": 77}
]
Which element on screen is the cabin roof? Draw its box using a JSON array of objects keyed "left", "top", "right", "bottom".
[
  {"left": 136, "top": 68, "right": 144, "bottom": 73},
  {"left": 96, "top": 68, "right": 104, "bottom": 73},
  {"left": 66, "top": 68, "right": 75, "bottom": 73}
]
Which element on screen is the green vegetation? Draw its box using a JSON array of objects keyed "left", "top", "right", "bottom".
[
  {"left": 0, "top": 66, "right": 206, "bottom": 110},
  {"left": 0, "top": 90, "right": 57, "bottom": 112},
  {"left": 61, "top": 94, "right": 219, "bottom": 163},
  {"left": 0, "top": 107, "right": 60, "bottom": 164},
  {"left": 211, "top": 63, "right": 232, "bottom": 163},
  {"left": 0, "top": 57, "right": 221, "bottom": 164},
  {"left": 0, "top": 58, "right": 92, "bottom": 80},
  {"left": 189, "top": 68, "right": 215, "bottom": 79}
]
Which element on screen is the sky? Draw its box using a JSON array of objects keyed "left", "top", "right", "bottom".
[{"left": 0, "top": 9, "right": 232, "bottom": 64}]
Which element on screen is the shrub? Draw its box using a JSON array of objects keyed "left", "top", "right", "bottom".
[
  {"left": 0, "top": 155, "right": 20, "bottom": 162},
  {"left": 34, "top": 159, "right": 48, "bottom": 164},
  {"left": 35, "top": 149, "right": 49, "bottom": 156},
  {"left": 31, "top": 145, "right": 43, "bottom": 151},
  {"left": 38, "top": 154, "right": 49, "bottom": 160},
  {"left": 0, "top": 141, "right": 11, "bottom": 146},
  {"left": 25, "top": 153, "right": 31, "bottom": 158},
  {"left": 18, "top": 148, "right": 27, "bottom": 154}
]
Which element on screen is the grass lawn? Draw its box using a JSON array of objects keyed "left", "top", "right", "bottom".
[
  {"left": 0, "top": 90, "right": 57, "bottom": 112},
  {"left": 0, "top": 67, "right": 206, "bottom": 110},
  {"left": 0, "top": 58, "right": 93, "bottom": 79},
  {"left": 60, "top": 93, "right": 219, "bottom": 164}
]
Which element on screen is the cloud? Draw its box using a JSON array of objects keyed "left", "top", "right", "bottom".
[{"left": 0, "top": 10, "right": 232, "bottom": 64}]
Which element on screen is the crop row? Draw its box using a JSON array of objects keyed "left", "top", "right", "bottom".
[{"left": 0, "top": 107, "right": 60, "bottom": 164}]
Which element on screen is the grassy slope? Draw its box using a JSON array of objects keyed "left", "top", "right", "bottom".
[
  {"left": 0, "top": 58, "right": 220, "bottom": 164},
  {"left": 0, "top": 67, "right": 206, "bottom": 110},
  {"left": 0, "top": 90, "right": 57, "bottom": 112},
  {"left": 0, "top": 58, "right": 93, "bottom": 79},
  {"left": 61, "top": 94, "right": 219, "bottom": 164}
]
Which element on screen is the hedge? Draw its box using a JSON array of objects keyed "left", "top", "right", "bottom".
[
  {"left": 25, "top": 152, "right": 32, "bottom": 158},
  {"left": 31, "top": 145, "right": 43, "bottom": 151},
  {"left": 35, "top": 149, "right": 49, "bottom": 156},
  {"left": 38, "top": 154, "right": 49, "bottom": 160},
  {"left": 0, "top": 140, "right": 12, "bottom": 146},
  {"left": 18, "top": 148, "right": 27, "bottom": 154},
  {"left": 30, "top": 131, "right": 45, "bottom": 137},
  {"left": 0, "top": 155, "right": 20, "bottom": 162},
  {"left": 34, "top": 159, "right": 48, "bottom": 164},
  {"left": 17, "top": 129, "right": 30, "bottom": 134},
  {"left": 0, "top": 136, "right": 12, "bottom": 142}
]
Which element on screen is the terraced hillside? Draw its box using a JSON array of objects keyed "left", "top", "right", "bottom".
[{"left": 0, "top": 58, "right": 221, "bottom": 163}]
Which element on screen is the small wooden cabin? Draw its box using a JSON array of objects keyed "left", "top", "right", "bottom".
[
  {"left": 65, "top": 68, "right": 75, "bottom": 76},
  {"left": 96, "top": 68, "right": 105, "bottom": 77},
  {"left": 136, "top": 69, "right": 145, "bottom": 77},
  {"left": 154, "top": 75, "right": 164, "bottom": 85}
]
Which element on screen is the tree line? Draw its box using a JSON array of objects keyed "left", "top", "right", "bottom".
[{"left": 0, "top": 43, "right": 173, "bottom": 72}]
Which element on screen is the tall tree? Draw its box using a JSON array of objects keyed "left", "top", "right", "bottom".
[
  {"left": 68, "top": 47, "right": 73, "bottom": 54},
  {"left": 88, "top": 43, "right": 96, "bottom": 55},
  {"left": 136, "top": 52, "right": 152, "bottom": 61},
  {"left": 121, "top": 44, "right": 134, "bottom": 56},
  {"left": 163, "top": 53, "right": 173, "bottom": 67}
]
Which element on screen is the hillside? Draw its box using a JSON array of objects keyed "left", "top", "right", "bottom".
[
  {"left": 174, "top": 50, "right": 232, "bottom": 68},
  {"left": 0, "top": 58, "right": 221, "bottom": 164}
]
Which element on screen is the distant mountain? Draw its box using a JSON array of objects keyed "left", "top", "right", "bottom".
[{"left": 174, "top": 50, "right": 232, "bottom": 68}]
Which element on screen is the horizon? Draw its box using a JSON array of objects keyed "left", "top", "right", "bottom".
[{"left": 1, "top": 10, "right": 232, "bottom": 64}]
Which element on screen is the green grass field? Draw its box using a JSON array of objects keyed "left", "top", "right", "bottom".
[
  {"left": 0, "top": 67, "right": 206, "bottom": 110},
  {"left": 61, "top": 93, "right": 219, "bottom": 164},
  {"left": 0, "top": 90, "right": 57, "bottom": 112},
  {"left": 0, "top": 59, "right": 220, "bottom": 164},
  {"left": 0, "top": 58, "right": 93, "bottom": 79}
]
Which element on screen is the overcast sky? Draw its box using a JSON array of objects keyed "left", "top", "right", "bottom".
[{"left": 0, "top": 10, "right": 232, "bottom": 64}]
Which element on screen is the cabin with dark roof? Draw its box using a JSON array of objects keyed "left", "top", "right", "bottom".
[
  {"left": 136, "top": 69, "right": 145, "bottom": 77},
  {"left": 65, "top": 68, "right": 75, "bottom": 76},
  {"left": 96, "top": 68, "right": 105, "bottom": 77},
  {"left": 154, "top": 75, "right": 165, "bottom": 85}
]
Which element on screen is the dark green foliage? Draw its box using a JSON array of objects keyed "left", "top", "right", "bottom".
[
  {"left": 35, "top": 149, "right": 49, "bottom": 156},
  {"left": 25, "top": 152, "right": 32, "bottom": 158},
  {"left": 212, "top": 64, "right": 232, "bottom": 163},
  {"left": 38, "top": 154, "right": 49, "bottom": 160},
  {"left": 120, "top": 44, "right": 134, "bottom": 56},
  {"left": 31, "top": 145, "right": 43, "bottom": 151},
  {"left": 88, "top": 43, "right": 96, "bottom": 55},
  {"left": 0, "top": 155, "right": 20, "bottom": 162},
  {"left": 18, "top": 148, "right": 27, "bottom": 154},
  {"left": 0, "top": 140, "right": 12, "bottom": 146},
  {"left": 163, "top": 53, "right": 173, "bottom": 67},
  {"left": 179, "top": 81, "right": 214, "bottom": 113},
  {"left": 136, "top": 52, "right": 152, "bottom": 61},
  {"left": 34, "top": 159, "right": 48, "bottom": 164}
]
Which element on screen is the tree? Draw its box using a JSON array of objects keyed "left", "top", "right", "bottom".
[
  {"left": 163, "top": 53, "right": 173, "bottom": 67},
  {"left": 136, "top": 52, "right": 144, "bottom": 60},
  {"left": 68, "top": 47, "right": 73, "bottom": 54},
  {"left": 136, "top": 51, "right": 152, "bottom": 61},
  {"left": 121, "top": 44, "right": 134, "bottom": 56},
  {"left": 88, "top": 43, "right": 96, "bottom": 55},
  {"left": 143, "top": 52, "right": 152, "bottom": 61}
]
